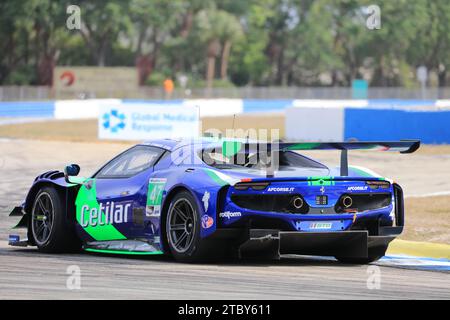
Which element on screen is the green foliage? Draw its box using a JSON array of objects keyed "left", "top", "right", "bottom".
[
  {"left": 191, "top": 78, "right": 236, "bottom": 88},
  {"left": 1, "top": 0, "right": 450, "bottom": 87},
  {"left": 145, "top": 72, "right": 169, "bottom": 86}
]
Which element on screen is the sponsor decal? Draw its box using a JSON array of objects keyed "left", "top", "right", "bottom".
[
  {"left": 146, "top": 205, "right": 160, "bottom": 217},
  {"left": 79, "top": 201, "right": 131, "bottom": 227},
  {"left": 202, "top": 191, "right": 210, "bottom": 212},
  {"left": 146, "top": 178, "right": 167, "bottom": 217},
  {"left": 8, "top": 235, "right": 20, "bottom": 244},
  {"left": 201, "top": 214, "right": 214, "bottom": 229},
  {"left": 102, "top": 109, "right": 126, "bottom": 133},
  {"left": 310, "top": 222, "right": 332, "bottom": 230},
  {"left": 219, "top": 211, "right": 242, "bottom": 219},
  {"left": 347, "top": 186, "right": 369, "bottom": 191},
  {"left": 75, "top": 179, "right": 127, "bottom": 240},
  {"left": 266, "top": 187, "right": 294, "bottom": 192}
]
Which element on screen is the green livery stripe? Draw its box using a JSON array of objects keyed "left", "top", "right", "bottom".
[
  {"left": 307, "top": 176, "right": 335, "bottom": 186},
  {"left": 285, "top": 143, "right": 321, "bottom": 150},
  {"left": 75, "top": 179, "right": 127, "bottom": 241},
  {"left": 68, "top": 176, "right": 89, "bottom": 185},
  {"left": 85, "top": 248, "right": 163, "bottom": 255},
  {"left": 205, "top": 169, "right": 234, "bottom": 186},
  {"left": 222, "top": 141, "right": 242, "bottom": 157}
]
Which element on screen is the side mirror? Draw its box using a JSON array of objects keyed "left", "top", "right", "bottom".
[{"left": 64, "top": 164, "right": 81, "bottom": 183}]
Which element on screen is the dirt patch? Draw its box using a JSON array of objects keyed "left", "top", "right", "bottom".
[
  {"left": 0, "top": 119, "right": 99, "bottom": 142},
  {"left": 201, "top": 113, "right": 285, "bottom": 139},
  {"left": 0, "top": 114, "right": 286, "bottom": 142},
  {"left": 401, "top": 195, "right": 450, "bottom": 244}
]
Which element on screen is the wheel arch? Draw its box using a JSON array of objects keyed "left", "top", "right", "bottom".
[
  {"left": 160, "top": 185, "right": 197, "bottom": 253},
  {"left": 24, "top": 181, "right": 79, "bottom": 239},
  {"left": 24, "top": 181, "right": 82, "bottom": 252}
]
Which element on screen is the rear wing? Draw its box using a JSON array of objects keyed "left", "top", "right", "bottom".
[
  {"left": 240, "top": 140, "right": 420, "bottom": 154},
  {"left": 222, "top": 140, "right": 420, "bottom": 177}
]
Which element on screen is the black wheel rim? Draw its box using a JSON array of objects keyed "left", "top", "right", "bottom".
[
  {"left": 167, "top": 198, "right": 196, "bottom": 253},
  {"left": 31, "top": 192, "right": 54, "bottom": 245}
]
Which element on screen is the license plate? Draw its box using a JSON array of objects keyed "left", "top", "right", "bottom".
[
  {"left": 315, "top": 195, "right": 328, "bottom": 205},
  {"left": 310, "top": 222, "right": 333, "bottom": 230}
]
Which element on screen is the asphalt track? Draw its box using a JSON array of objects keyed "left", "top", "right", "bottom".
[
  {"left": 0, "top": 139, "right": 449, "bottom": 299},
  {"left": 0, "top": 243, "right": 449, "bottom": 299}
]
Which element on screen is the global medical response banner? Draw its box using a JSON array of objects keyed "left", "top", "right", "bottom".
[{"left": 98, "top": 103, "right": 199, "bottom": 140}]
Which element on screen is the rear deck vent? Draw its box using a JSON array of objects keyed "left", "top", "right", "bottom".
[{"left": 231, "top": 194, "right": 309, "bottom": 214}]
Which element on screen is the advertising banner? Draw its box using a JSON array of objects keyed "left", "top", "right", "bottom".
[{"left": 98, "top": 103, "right": 199, "bottom": 141}]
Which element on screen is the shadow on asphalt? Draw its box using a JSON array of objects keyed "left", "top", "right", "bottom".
[{"left": 3, "top": 247, "right": 349, "bottom": 268}]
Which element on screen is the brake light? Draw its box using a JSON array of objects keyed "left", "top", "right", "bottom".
[
  {"left": 234, "top": 182, "right": 269, "bottom": 191},
  {"left": 366, "top": 180, "right": 390, "bottom": 189}
]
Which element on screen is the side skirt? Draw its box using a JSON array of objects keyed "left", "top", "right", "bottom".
[{"left": 83, "top": 239, "right": 163, "bottom": 255}]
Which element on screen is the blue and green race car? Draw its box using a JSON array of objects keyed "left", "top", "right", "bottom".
[{"left": 9, "top": 138, "right": 420, "bottom": 264}]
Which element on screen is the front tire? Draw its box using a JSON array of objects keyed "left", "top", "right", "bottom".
[
  {"left": 165, "top": 191, "right": 214, "bottom": 262},
  {"left": 30, "top": 187, "right": 80, "bottom": 253}
]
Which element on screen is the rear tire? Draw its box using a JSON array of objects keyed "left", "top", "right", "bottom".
[
  {"left": 165, "top": 191, "right": 216, "bottom": 262},
  {"left": 30, "top": 187, "right": 80, "bottom": 253}
]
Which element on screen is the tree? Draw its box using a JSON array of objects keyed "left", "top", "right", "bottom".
[
  {"left": 360, "top": 0, "right": 425, "bottom": 86},
  {"left": 31, "top": 0, "right": 71, "bottom": 85},
  {"left": 128, "top": 0, "right": 184, "bottom": 84},
  {"left": 0, "top": 0, "right": 30, "bottom": 83},
  {"left": 78, "top": 0, "right": 129, "bottom": 66},
  {"left": 194, "top": 8, "right": 241, "bottom": 88}
]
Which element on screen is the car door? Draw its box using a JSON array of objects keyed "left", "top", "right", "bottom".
[{"left": 81, "top": 145, "right": 165, "bottom": 241}]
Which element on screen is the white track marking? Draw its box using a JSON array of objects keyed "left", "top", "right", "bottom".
[
  {"left": 405, "top": 191, "right": 450, "bottom": 198},
  {"left": 377, "top": 255, "right": 450, "bottom": 271}
]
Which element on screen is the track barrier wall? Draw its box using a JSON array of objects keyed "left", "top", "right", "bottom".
[{"left": 1, "top": 99, "right": 450, "bottom": 143}]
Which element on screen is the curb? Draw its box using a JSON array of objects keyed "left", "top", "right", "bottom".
[{"left": 387, "top": 239, "right": 450, "bottom": 260}]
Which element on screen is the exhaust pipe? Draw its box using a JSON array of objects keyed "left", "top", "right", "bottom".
[
  {"left": 342, "top": 195, "right": 353, "bottom": 208},
  {"left": 291, "top": 196, "right": 304, "bottom": 209}
]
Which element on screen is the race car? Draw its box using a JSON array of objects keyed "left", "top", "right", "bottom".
[{"left": 8, "top": 138, "right": 420, "bottom": 264}]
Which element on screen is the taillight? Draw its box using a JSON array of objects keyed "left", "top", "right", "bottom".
[
  {"left": 366, "top": 180, "right": 390, "bottom": 189},
  {"left": 234, "top": 182, "right": 269, "bottom": 191}
]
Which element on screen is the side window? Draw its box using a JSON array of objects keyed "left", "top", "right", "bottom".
[{"left": 96, "top": 146, "right": 164, "bottom": 178}]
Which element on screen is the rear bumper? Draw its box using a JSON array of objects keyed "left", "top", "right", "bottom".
[{"left": 238, "top": 228, "right": 398, "bottom": 259}]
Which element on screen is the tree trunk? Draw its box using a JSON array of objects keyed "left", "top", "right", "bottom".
[
  {"left": 438, "top": 68, "right": 447, "bottom": 87},
  {"left": 206, "top": 56, "right": 215, "bottom": 90},
  {"left": 206, "top": 40, "right": 220, "bottom": 90},
  {"left": 136, "top": 55, "right": 155, "bottom": 86},
  {"left": 180, "top": 10, "right": 193, "bottom": 38},
  {"left": 37, "top": 54, "right": 55, "bottom": 86},
  {"left": 220, "top": 40, "right": 232, "bottom": 80},
  {"left": 276, "top": 46, "right": 285, "bottom": 86},
  {"left": 438, "top": 67, "right": 447, "bottom": 99},
  {"left": 97, "top": 43, "right": 106, "bottom": 67}
]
